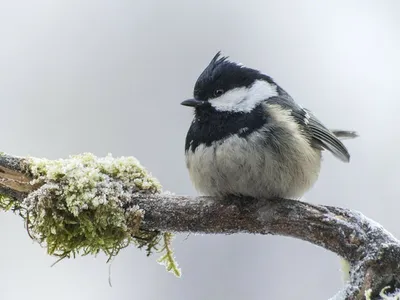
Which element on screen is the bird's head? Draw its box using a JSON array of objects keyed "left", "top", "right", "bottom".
[{"left": 181, "top": 52, "right": 279, "bottom": 113}]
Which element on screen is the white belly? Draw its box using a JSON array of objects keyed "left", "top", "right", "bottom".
[{"left": 185, "top": 131, "right": 321, "bottom": 199}]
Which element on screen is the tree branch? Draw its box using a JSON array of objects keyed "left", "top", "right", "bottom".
[{"left": 0, "top": 152, "right": 399, "bottom": 300}]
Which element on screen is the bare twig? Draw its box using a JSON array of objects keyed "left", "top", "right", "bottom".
[{"left": 0, "top": 152, "right": 399, "bottom": 300}]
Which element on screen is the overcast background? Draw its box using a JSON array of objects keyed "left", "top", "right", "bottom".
[{"left": 0, "top": 1, "right": 399, "bottom": 299}]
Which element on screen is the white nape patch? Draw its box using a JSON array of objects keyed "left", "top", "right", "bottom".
[
  {"left": 238, "top": 127, "right": 249, "bottom": 134},
  {"left": 210, "top": 80, "right": 278, "bottom": 113}
]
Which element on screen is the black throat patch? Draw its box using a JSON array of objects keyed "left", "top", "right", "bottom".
[{"left": 185, "top": 104, "right": 268, "bottom": 152}]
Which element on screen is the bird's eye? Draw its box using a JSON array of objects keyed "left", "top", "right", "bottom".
[{"left": 213, "top": 89, "right": 224, "bottom": 97}]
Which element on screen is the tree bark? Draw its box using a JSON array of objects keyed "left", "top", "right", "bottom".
[{"left": 0, "top": 153, "right": 399, "bottom": 300}]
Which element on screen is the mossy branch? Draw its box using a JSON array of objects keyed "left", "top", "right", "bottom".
[
  {"left": 0, "top": 152, "right": 179, "bottom": 277},
  {"left": 1, "top": 152, "right": 400, "bottom": 299}
]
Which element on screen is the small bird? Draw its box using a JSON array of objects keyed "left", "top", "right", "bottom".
[{"left": 181, "top": 52, "right": 357, "bottom": 200}]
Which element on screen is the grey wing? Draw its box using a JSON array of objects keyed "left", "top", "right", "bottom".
[
  {"left": 302, "top": 109, "right": 351, "bottom": 162},
  {"left": 266, "top": 95, "right": 353, "bottom": 162}
]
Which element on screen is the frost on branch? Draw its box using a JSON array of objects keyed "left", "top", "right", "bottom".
[
  {"left": 0, "top": 153, "right": 181, "bottom": 277},
  {"left": 365, "top": 287, "right": 400, "bottom": 300}
]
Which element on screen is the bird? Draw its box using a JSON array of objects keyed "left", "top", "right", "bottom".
[{"left": 181, "top": 52, "right": 357, "bottom": 200}]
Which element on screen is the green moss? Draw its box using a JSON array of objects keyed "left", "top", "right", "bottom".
[
  {"left": 158, "top": 232, "right": 181, "bottom": 277},
  {"left": 0, "top": 194, "right": 22, "bottom": 212},
  {"left": 0, "top": 194, "right": 11, "bottom": 210},
  {"left": 2, "top": 153, "right": 180, "bottom": 277}
]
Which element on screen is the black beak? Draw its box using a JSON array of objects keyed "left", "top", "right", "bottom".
[{"left": 180, "top": 98, "right": 206, "bottom": 107}]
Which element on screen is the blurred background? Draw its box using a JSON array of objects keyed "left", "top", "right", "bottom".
[{"left": 0, "top": 1, "right": 399, "bottom": 299}]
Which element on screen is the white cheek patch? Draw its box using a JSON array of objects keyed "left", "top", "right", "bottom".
[{"left": 210, "top": 80, "right": 278, "bottom": 112}]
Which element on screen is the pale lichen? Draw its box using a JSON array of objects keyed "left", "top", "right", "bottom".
[
  {"left": 365, "top": 287, "right": 400, "bottom": 300},
  {"left": 1, "top": 153, "right": 181, "bottom": 277},
  {"left": 339, "top": 258, "right": 351, "bottom": 282}
]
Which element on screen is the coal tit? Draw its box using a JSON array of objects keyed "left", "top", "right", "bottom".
[{"left": 181, "top": 52, "right": 357, "bottom": 199}]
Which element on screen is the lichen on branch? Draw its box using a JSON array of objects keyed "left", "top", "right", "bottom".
[
  {"left": 0, "top": 153, "right": 181, "bottom": 277},
  {"left": 365, "top": 287, "right": 400, "bottom": 300}
]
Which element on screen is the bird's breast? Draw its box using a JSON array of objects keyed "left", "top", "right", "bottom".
[{"left": 185, "top": 129, "right": 322, "bottom": 199}]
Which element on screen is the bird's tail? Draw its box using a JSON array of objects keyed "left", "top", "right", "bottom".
[{"left": 331, "top": 130, "right": 359, "bottom": 140}]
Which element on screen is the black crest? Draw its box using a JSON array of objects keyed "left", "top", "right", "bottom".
[
  {"left": 193, "top": 51, "right": 274, "bottom": 101},
  {"left": 197, "top": 51, "right": 230, "bottom": 80}
]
